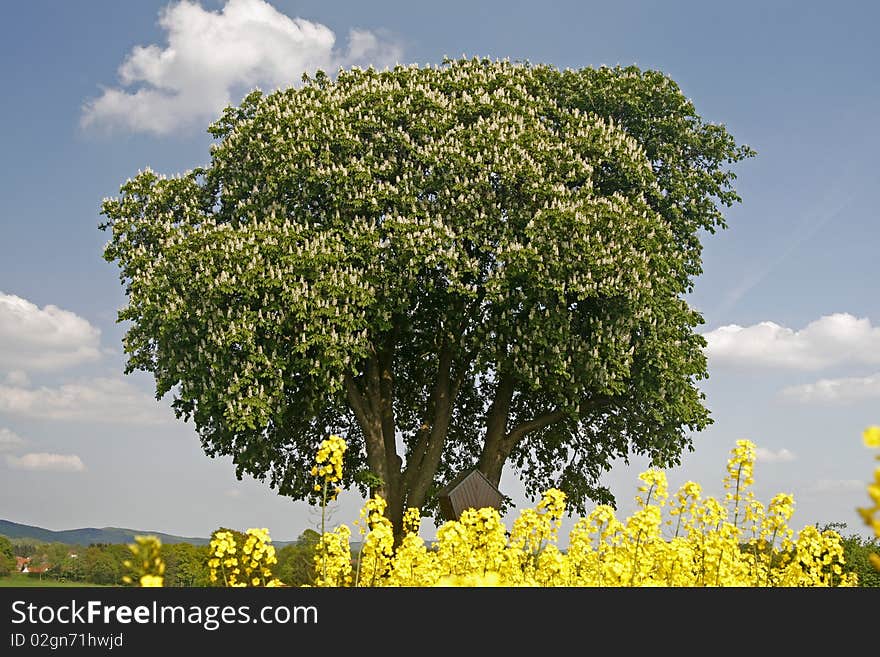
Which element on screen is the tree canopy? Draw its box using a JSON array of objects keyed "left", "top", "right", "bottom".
[
  {"left": 100, "top": 57, "right": 754, "bottom": 538},
  {"left": 0, "top": 535, "right": 15, "bottom": 576}
]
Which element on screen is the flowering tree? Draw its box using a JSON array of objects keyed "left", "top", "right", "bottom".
[{"left": 100, "top": 57, "right": 753, "bottom": 539}]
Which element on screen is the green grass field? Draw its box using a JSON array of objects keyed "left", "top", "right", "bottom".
[{"left": 0, "top": 573, "right": 110, "bottom": 587}]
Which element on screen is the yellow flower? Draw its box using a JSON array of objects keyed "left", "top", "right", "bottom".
[
  {"left": 123, "top": 535, "right": 165, "bottom": 587},
  {"left": 313, "top": 435, "right": 347, "bottom": 488},
  {"left": 195, "top": 438, "right": 863, "bottom": 586},
  {"left": 864, "top": 426, "right": 880, "bottom": 448}
]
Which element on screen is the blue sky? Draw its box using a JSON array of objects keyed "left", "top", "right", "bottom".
[{"left": 1, "top": 0, "right": 878, "bottom": 544}]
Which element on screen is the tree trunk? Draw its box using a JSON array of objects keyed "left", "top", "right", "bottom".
[{"left": 346, "top": 338, "right": 465, "bottom": 546}]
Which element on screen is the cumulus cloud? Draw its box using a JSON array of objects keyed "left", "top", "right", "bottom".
[
  {"left": 81, "top": 0, "right": 403, "bottom": 135},
  {"left": 702, "top": 313, "right": 880, "bottom": 370},
  {"left": 0, "top": 292, "right": 102, "bottom": 373},
  {"left": 6, "top": 453, "right": 86, "bottom": 472},
  {"left": 0, "top": 428, "right": 26, "bottom": 452},
  {"left": 779, "top": 373, "right": 880, "bottom": 404},
  {"left": 755, "top": 447, "right": 796, "bottom": 463},
  {"left": 0, "top": 377, "right": 173, "bottom": 425},
  {"left": 5, "top": 371, "right": 30, "bottom": 386},
  {"left": 809, "top": 479, "right": 866, "bottom": 494}
]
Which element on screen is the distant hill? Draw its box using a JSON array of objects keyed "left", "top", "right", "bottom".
[
  {"left": 0, "top": 518, "right": 368, "bottom": 550},
  {"left": 0, "top": 518, "right": 215, "bottom": 546}
]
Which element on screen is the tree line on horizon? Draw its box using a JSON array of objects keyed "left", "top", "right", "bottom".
[
  {"left": 0, "top": 529, "right": 323, "bottom": 587},
  {"left": 2, "top": 522, "right": 878, "bottom": 587}
]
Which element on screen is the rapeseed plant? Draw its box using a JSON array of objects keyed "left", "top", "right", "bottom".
[{"left": 137, "top": 431, "right": 871, "bottom": 587}]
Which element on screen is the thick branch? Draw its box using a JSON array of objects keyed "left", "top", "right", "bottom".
[
  {"left": 365, "top": 352, "right": 383, "bottom": 420},
  {"left": 377, "top": 333, "right": 399, "bottom": 476},
  {"left": 477, "top": 369, "right": 515, "bottom": 482},
  {"left": 479, "top": 394, "right": 609, "bottom": 486},
  {"left": 501, "top": 409, "right": 567, "bottom": 451},
  {"left": 404, "top": 341, "right": 476, "bottom": 487},
  {"left": 450, "top": 343, "right": 479, "bottom": 401},
  {"left": 403, "top": 341, "right": 455, "bottom": 509},
  {"left": 377, "top": 329, "right": 404, "bottom": 526},
  {"left": 404, "top": 423, "right": 431, "bottom": 490},
  {"left": 343, "top": 373, "right": 372, "bottom": 437},
  {"left": 344, "top": 372, "right": 387, "bottom": 494}
]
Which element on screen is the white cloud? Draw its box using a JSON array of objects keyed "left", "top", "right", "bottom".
[
  {"left": 755, "top": 447, "right": 796, "bottom": 463},
  {"left": 702, "top": 313, "right": 880, "bottom": 370},
  {"left": 224, "top": 489, "right": 243, "bottom": 499},
  {"left": 0, "top": 377, "right": 173, "bottom": 425},
  {"left": 0, "top": 428, "right": 26, "bottom": 452},
  {"left": 0, "top": 292, "right": 102, "bottom": 373},
  {"left": 6, "top": 453, "right": 86, "bottom": 472},
  {"left": 81, "top": 0, "right": 402, "bottom": 135},
  {"left": 5, "top": 371, "right": 30, "bottom": 386},
  {"left": 779, "top": 373, "right": 880, "bottom": 404},
  {"left": 809, "top": 479, "right": 866, "bottom": 494}
]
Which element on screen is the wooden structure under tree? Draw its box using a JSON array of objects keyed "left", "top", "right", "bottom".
[{"left": 436, "top": 469, "right": 504, "bottom": 521}]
